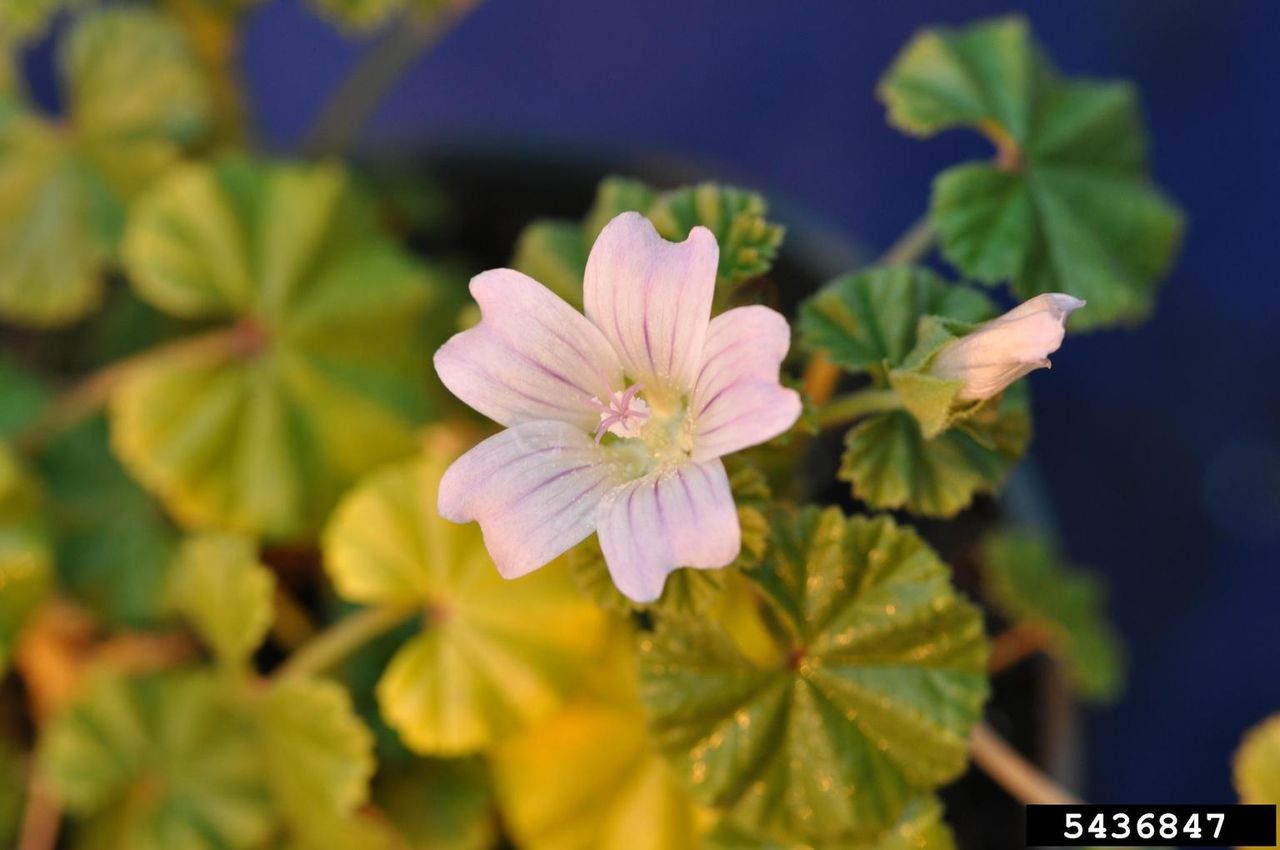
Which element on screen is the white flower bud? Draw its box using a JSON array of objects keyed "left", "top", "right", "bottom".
[{"left": 932, "top": 293, "right": 1085, "bottom": 401}]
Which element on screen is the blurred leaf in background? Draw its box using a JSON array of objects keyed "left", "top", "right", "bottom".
[
  {"left": 0, "top": 443, "right": 52, "bottom": 676},
  {"left": 0, "top": 7, "right": 209, "bottom": 326},
  {"left": 980, "top": 529, "right": 1125, "bottom": 701},
  {"left": 1235, "top": 714, "right": 1280, "bottom": 850},
  {"left": 113, "top": 157, "right": 444, "bottom": 539},
  {"left": 376, "top": 757, "right": 497, "bottom": 850},
  {"left": 879, "top": 15, "right": 1183, "bottom": 329},
  {"left": 323, "top": 440, "right": 607, "bottom": 756}
]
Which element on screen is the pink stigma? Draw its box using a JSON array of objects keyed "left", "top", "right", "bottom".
[{"left": 589, "top": 383, "right": 650, "bottom": 443}]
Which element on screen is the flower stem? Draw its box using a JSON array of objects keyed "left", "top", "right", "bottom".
[
  {"left": 13, "top": 323, "right": 259, "bottom": 456},
  {"left": 970, "top": 721, "right": 1082, "bottom": 805},
  {"left": 988, "top": 622, "right": 1054, "bottom": 674},
  {"left": 801, "top": 215, "right": 936, "bottom": 406},
  {"left": 17, "top": 769, "right": 59, "bottom": 850},
  {"left": 815, "top": 388, "right": 902, "bottom": 431},
  {"left": 303, "top": 0, "right": 479, "bottom": 154},
  {"left": 275, "top": 605, "right": 415, "bottom": 681}
]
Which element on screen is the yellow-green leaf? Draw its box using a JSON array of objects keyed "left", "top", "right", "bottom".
[
  {"left": 878, "top": 16, "right": 1183, "bottom": 329},
  {"left": 114, "top": 158, "right": 438, "bottom": 539},
  {"left": 640, "top": 510, "right": 988, "bottom": 844},
  {"left": 1235, "top": 714, "right": 1280, "bottom": 850},
  {"left": 257, "top": 677, "right": 376, "bottom": 823},
  {"left": 41, "top": 669, "right": 274, "bottom": 850},
  {"left": 167, "top": 532, "right": 275, "bottom": 668},
  {"left": 0, "top": 8, "right": 209, "bottom": 326},
  {"left": 981, "top": 530, "right": 1125, "bottom": 701},
  {"left": 323, "top": 445, "right": 607, "bottom": 755},
  {"left": 493, "top": 634, "right": 703, "bottom": 850}
]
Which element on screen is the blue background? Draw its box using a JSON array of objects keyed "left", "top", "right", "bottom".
[{"left": 236, "top": 0, "right": 1280, "bottom": 807}]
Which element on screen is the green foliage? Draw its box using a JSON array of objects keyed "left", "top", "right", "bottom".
[
  {"left": 0, "top": 738, "right": 23, "bottom": 846},
  {"left": 799, "top": 266, "right": 1029, "bottom": 516},
  {"left": 0, "top": 443, "right": 53, "bottom": 675},
  {"left": 0, "top": 0, "right": 83, "bottom": 44},
  {"left": 377, "top": 758, "right": 497, "bottom": 850},
  {"left": 40, "top": 417, "right": 178, "bottom": 628},
  {"left": 1235, "top": 714, "right": 1280, "bottom": 849},
  {"left": 0, "top": 7, "right": 210, "bottom": 326},
  {"left": 798, "top": 266, "right": 993, "bottom": 378},
  {"left": 41, "top": 669, "right": 275, "bottom": 850},
  {"left": 114, "top": 157, "right": 440, "bottom": 539},
  {"left": 878, "top": 16, "right": 1183, "bottom": 329},
  {"left": 705, "top": 795, "right": 956, "bottom": 850},
  {"left": 167, "top": 532, "right": 275, "bottom": 669},
  {"left": 323, "top": 445, "right": 607, "bottom": 755},
  {"left": 513, "top": 175, "right": 784, "bottom": 309},
  {"left": 980, "top": 529, "right": 1125, "bottom": 701},
  {"left": 639, "top": 510, "right": 988, "bottom": 844},
  {"left": 841, "top": 386, "right": 1030, "bottom": 518}
]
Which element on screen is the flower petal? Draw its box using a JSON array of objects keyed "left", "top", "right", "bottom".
[
  {"left": 439, "top": 421, "right": 619, "bottom": 579},
  {"left": 583, "top": 212, "right": 718, "bottom": 394},
  {"left": 595, "top": 459, "right": 739, "bottom": 603},
  {"left": 434, "top": 269, "right": 623, "bottom": 430},
  {"left": 689, "top": 306, "right": 802, "bottom": 462}
]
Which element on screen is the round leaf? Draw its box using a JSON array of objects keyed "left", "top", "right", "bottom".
[
  {"left": 639, "top": 509, "right": 989, "bottom": 843},
  {"left": 40, "top": 669, "right": 273, "bottom": 850},
  {"left": 878, "top": 16, "right": 1183, "bottom": 329},
  {"left": 323, "top": 448, "right": 607, "bottom": 755},
  {"left": 167, "top": 532, "right": 275, "bottom": 668},
  {"left": 840, "top": 385, "right": 1030, "bottom": 518},
  {"left": 114, "top": 158, "right": 437, "bottom": 539},
  {"left": 1235, "top": 714, "right": 1280, "bottom": 850},
  {"left": 798, "top": 267, "right": 993, "bottom": 376},
  {"left": 705, "top": 795, "right": 956, "bottom": 850},
  {"left": 648, "top": 183, "right": 784, "bottom": 291}
]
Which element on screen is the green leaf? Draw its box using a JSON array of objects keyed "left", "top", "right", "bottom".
[
  {"left": 639, "top": 509, "right": 988, "bottom": 843},
  {"left": 0, "top": 0, "right": 75, "bottom": 43},
  {"left": 114, "top": 157, "right": 439, "bottom": 539},
  {"left": 840, "top": 382, "right": 1029, "bottom": 518},
  {"left": 39, "top": 417, "right": 178, "bottom": 628},
  {"left": 878, "top": 16, "right": 1183, "bottom": 329},
  {"left": 257, "top": 677, "right": 376, "bottom": 824},
  {"left": 0, "top": 737, "right": 23, "bottom": 846},
  {"left": 512, "top": 176, "right": 783, "bottom": 310},
  {"left": 167, "top": 532, "right": 275, "bottom": 668},
  {"left": 322, "top": 445, "right": 607, "bottom": 755},
  {"left": 377, "top": 758, "right": 497, "bottom": 850},
  {"left": 41, "top": 669, "right": 274, "bottom": 850},
  {"left": 0, "top": 8, "right": 210, "bottom": 326},
  {"left": 798, "top": 266, "right": 994, "bottom": 377},
  {"left": 705, "top": 795, "right": 956, "bottom": 850},
  {"left": 307, "top": 0, "right": 406, "bottom": 31},
  {"left": 649, "top": 183, "right": 785, "bottom": 292},
  {"left": 0, "top": 443, "right": 53, "bottom": 675},
  {"left": 980, "top": 529, "right": 1124, "bottom": 701},
  {"left": 1235, "top": 714, "right": 1280, "bottom": 850}
]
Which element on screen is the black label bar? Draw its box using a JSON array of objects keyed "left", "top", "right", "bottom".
[{"left": 1025, "top": 804, "right": 1276, "bottom": 846}]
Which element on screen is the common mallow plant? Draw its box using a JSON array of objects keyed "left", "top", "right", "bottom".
[{"left": 434, "top": 212, "right": 801, "bottom": 601}]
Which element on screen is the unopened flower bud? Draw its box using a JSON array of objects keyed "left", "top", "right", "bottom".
[{"left": 932, "top": 293, "right": 1085, "bottom": 401}]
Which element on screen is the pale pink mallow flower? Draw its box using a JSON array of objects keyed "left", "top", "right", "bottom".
[
  {"left": 932, "top": 293, "right": 1086, "bottom": 401},
  {"left": 433, "top": 212, "right": 802, "bottom": 602}
]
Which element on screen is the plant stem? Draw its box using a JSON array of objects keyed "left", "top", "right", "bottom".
[
  {"left": 13, "top": 323, "right": 257, "bottom": 456},
  {"left": 988, "top": 621, "right": 1054, "bottom": 674},
  {"left": 970, "top": 722, "right": 1082, "bottom": 805},
  {"left": 815, "top": 387, "right": 902, "bottom": 431},
  {"left": 17, "top": 769, "right": 59, "bottom": 850},
  {"left": 801, "top": 215, "right": 936, "bottom": 406},
  {"left": 303, "top": 0, "right": 480, "bottom": 155},
  {"left": 275, "top": 605, "right": 415, "bottom": 681}
]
